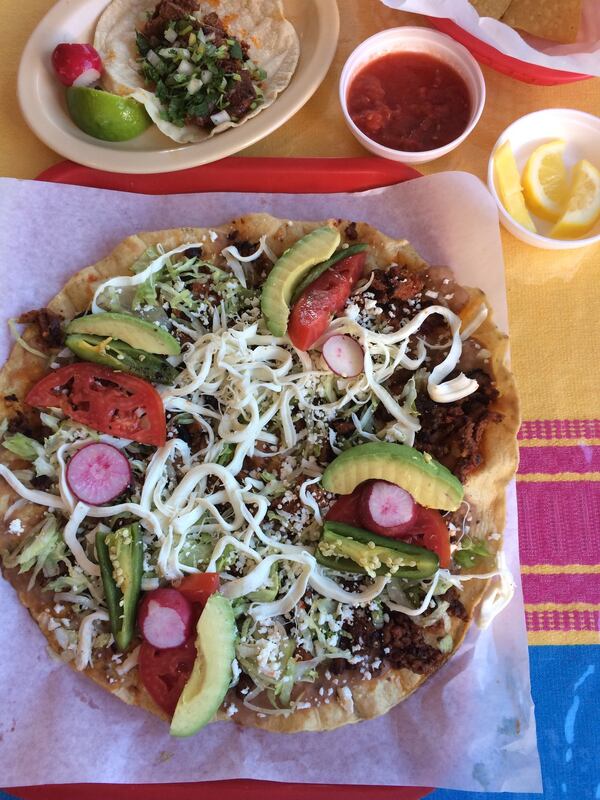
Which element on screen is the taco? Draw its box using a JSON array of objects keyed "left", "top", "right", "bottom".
[
  {"left": 0, "top": 214, "right": 519, "bottom": 734},
  {"left": 94, "top": 0, "right": 300, "bottom": 143}
]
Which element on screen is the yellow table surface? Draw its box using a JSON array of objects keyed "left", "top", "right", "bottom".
[{"left": 1, "top": 0, "right": 599, "bottom": 425}]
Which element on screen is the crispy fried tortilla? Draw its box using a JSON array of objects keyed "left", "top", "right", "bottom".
[
  {"left": 94, "top": 0, "right": 300, "bottom": 143},
  {"left": 500, "top": 0, "right": 582, "bottom": 44},
  {"left": 0, "top": 215, "right": 519, "bottom": 732},
  {"left": 468, "top": 0, "right": 513, "bottom": 20}
]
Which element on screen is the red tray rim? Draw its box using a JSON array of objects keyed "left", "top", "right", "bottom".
[
  {"left": 21, "top": 154, "right": 429, "bottom": 800},
  {"left": 36, "top": 156, "right": 422, "bottom": 195},
  {"left": 430, "top": 17, "right": 592, "bottom": 86}
]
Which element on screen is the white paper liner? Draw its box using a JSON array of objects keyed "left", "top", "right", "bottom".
[
  {"left": 382, "top": 0, "right": 600, "bottom": 76},
  {"left": 0, "top": 174, "right": 541, "bottom": 792}
]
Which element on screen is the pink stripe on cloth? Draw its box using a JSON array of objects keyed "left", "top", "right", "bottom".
[
  {"left": 525, "top": 608, "right": 599, "bottom": 633},
  {"left": 516, "top": 481, "right": 600, "bottom": 565},
  {"left": 519, "top": 419, "right": 600, "bottom": 440},
  {"left": 522, "top": 573, "right": 600, "bottom": 605},
  {"left": 519, "top": 445, "right": 600, "bottom": 474}
]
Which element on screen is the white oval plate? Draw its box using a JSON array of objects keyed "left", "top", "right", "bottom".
[{"left": 18, "top": 0, "right": 339, "bottom": 174}]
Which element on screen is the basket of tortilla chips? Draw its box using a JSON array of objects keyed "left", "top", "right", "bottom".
[{"left": 381, "top": 0, "right": 598, "bottom": 84}]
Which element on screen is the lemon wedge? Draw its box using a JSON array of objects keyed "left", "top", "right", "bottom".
[
  {"left": 522, "top": 140, "right": 569, "bottom": 222},
  {"left": 551, "top": 159, "right": 600, "bottom": 239},
  {"left": 493, "top": 140, "right": 536, "bottom": 232}
]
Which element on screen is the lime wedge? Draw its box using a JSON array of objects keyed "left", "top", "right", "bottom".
[{"left": 66, "top": 87, "right": 151, "bottom": 142}]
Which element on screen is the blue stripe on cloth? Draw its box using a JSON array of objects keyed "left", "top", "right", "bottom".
[
  {"left": 1, "top": 647, "right": 598, "bottom": 800},
  {"left": 428, "top": 645, "right": 600, "bottom": 800}
]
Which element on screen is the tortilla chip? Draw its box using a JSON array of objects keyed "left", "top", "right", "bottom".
[
  {"left": 469, "top": 0, "right": 513, "bottom": 20},
  {"left": 94, "top": 0, "right": 300, "bottom": 144},
  {"left": 501, "top": 0, "right": 582, "bottom": 43},
  {"left": 0, "top": 215, "right": 520, "bottom": 733}
]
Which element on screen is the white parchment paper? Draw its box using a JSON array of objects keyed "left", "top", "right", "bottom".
[
  {"left": 0, "top": 174, "right": 541, "bottom": 793},
  {"left": 382, "top": 0, "right": 600, "bottom": 75}
]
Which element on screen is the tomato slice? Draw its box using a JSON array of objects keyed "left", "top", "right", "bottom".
[
  {"left": 26, "top": 363, "right": 166, "bottom": 447},
  {"left": 325, "top": 487, "right": 363, "bottom": 525},
  {"left": 410, "top": 507, "right": 452, "bottom": 569},
  {"left": 288, "top": 252, "right": 366, "bottom": 351},
  {"left": 138, "top": 638, "right": 197, "bottom": 716},
  {"left": 176, "top": 572, "right": 220, "bottom": 607}
]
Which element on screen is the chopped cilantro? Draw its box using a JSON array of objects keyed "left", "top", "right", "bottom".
[{"left": 135, "top": 12, "right": 264, "bottom": 128}]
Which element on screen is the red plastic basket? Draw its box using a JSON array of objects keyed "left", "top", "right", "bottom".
[{"left": 430, "top": 17, "right": 592, "bottom": 86}]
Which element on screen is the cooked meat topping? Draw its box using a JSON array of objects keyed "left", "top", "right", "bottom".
[
  {"left": 226, "top": 70, "right": 257, "bottom": 121},
  {"left": 382, "top": 613, "right": 444, "bottom": 674},
  {"left": 370, "top": 264, "right": 425, "bottom": 305},
  {"left": 17, "top": 308, "right": 64, "bottom": 349},
  {"left": 443, "top": 586, "right": 469, "bottom": 621},
  {"left": 414, "top": 369, "right": 502, "bottom": 482},
  {"left": 340, "top": 607, "right": 444, "bottom": 676},
  {"left": 30, "top": 475, "right": 53, "bottom": 491},
  {"left": 143, "top": 0, "right": 199, "bottom": 40},
  {"left": 184, "top": 246, "right": 203, "bottom": 259},
  {"left": 6, "top": 409, "right": 44, "bottom": 440},
  {"left": 345, "top": 222, "right": 358, "bottom": 241}
]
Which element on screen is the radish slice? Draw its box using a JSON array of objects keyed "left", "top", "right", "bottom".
[
  {"left": 51, "top": 43, "right": 103, "bottom": 87},
  {"left": 138, "top": 589, "right": 193, "bottom": 650},
  {"left": 360, "top": 480, "right": 417, "bottom": 538},
  {"left": 66, "top": 443, "right": 131, "bottom": 506},
  {"left": 322, "top": 335, "right": 364, "bottom": 378}
]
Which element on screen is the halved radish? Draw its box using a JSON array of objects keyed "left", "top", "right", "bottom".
[
  {"left": 138, "top": 589, "right": 193, "bottom": 650},
  {"left": 360, "top": 480, "right": 417, "bottom": 538},
  {"left": 66, "top": 442, "right": 131, "bottom": 505},
  {"left": 51, "top": 43, "right": 103, "bottom": 87},
  {"left": 322, "top": 335, "right": 364, "bottom": 378}
]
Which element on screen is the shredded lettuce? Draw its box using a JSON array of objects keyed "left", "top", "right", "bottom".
[
  {"left": 178, "top": 532, "right": 214, "bottom": 569},
  {"left": 4, "top": 516, "right": 65, "bottom": 589},
  {"left": 2, "top": 433, "right": 44, "bottom": 461}
]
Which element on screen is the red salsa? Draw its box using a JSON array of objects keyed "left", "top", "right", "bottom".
[{"left": 347, "top": 52, "right": 472, "bottom": 152}]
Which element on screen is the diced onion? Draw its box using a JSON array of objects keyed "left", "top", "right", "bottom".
[
  {"left": 177, "top": 59, "right": 194, "bottom": 75},
  {"left": 210, "top": 110, "right": 231, "bottom": 126},
  {"left": 187, "top": 76, "right": 203, "bottom": 95},
  {"left": 146, "top": 50, "right": 161, "bottom": 67}
]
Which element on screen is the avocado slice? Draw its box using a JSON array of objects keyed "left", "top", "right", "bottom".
[
  {"left": 67, "top": 312, "right": 180, "bottom": 356},
  {"left": 290, "top": 243, "right": 368, "bottom": 304},
  {"left": 321, "top": 442, "right": 463, "bottom": 511},
  {"left": 260, "top": 226, "right": 341, "bottom": 337},
  {"left": 170, "top": 594, "right": 236, "bottom": 737},
  {"left": 316, "top": 521, "right": 439, "bottom": 579},
  {"left": 66, "top": 334, "right": 179, "bottom": 385}
]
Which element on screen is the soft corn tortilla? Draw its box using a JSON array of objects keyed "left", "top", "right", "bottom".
[
  {"left": 500, "top": 0, "right": 582, "bottom": 43},
  {"left": 0, "top": 214, "right": 520, "bottom": 732},
  {"left": 94, "top": 0, "right": 300, "bottom": 144}
]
